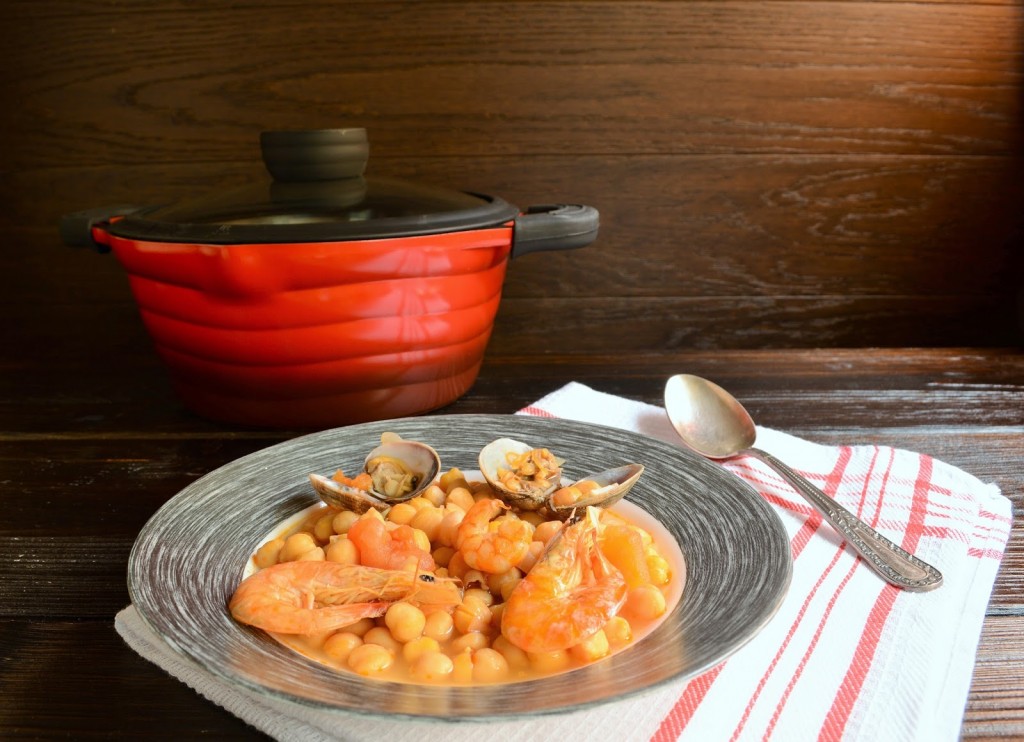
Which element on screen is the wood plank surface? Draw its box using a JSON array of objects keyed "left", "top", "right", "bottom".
[
  {"left": 1, "top": 348, "right": 1022, "bottom": 739},
  {"left": 2, "top": 2, "right": 1020, "bottom": 166},
  {"left": 1, "top": 1, "right": 1021, "bottom": 350},
  {"left": 2, "top": 614, "right": 1021, "bottom": 738}
]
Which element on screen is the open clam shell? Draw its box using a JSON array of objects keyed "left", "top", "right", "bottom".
[
  {"left": 310, "top": 434, "right": 441, "bottom": 513},
  {"left": 547, "top": 463, "right": 645, "bottom": 520},
  {"left": 478, "top": 437, "right": 564, "bottom": 511}
]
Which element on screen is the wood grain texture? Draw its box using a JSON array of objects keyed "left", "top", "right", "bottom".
[
  {"left": 1, "top": 1, "right": 1021, "bottom": 349},
  {"left": 2, "top": 2, "right": 1020, "bottom": 165},
  {"left": 0, "top": 622, "right": 260, "bottom": 739},
  {"left": 1, "top": 614, "right": 1020, "bottom": 738},
  {"left": 0, "top": 347, "right": 1021, "bottom": 737}
]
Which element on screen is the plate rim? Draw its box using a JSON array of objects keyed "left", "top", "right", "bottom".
[{"left": 128, "top": 413, "right": 793, "bottom": 721}]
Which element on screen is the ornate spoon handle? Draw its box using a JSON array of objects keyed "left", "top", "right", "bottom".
[{"left": 744, "top": 447, "right": 943, "bottom": 592}]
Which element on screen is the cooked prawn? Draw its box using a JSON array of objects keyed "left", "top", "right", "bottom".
[
  {"left": 501, "top": 506, "right": 627, "bottom": 653},
  {"left": 229, "top": 560, "right": 461, "bottom": 635},
  {"left": 347, "top": 516, "right": 435, "bottom": 572},
  {"left": 456, "top": 497, "right": 533, "bottom": 574}
]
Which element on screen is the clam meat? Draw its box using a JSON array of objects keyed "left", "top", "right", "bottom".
[
  {"left": 478, "top": 437, "right": 564, "bottom": 511},
  {"left": 310, "top": 433, "right": 441, "bottom": 513}
]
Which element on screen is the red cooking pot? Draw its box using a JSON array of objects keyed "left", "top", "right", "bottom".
[{"left": 62, "top": 129, "right": 597, "bottom": 428}]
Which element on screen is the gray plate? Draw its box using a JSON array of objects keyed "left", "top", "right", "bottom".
[{"left": 128, "top": 414, "right": 791, "bottom": 721}]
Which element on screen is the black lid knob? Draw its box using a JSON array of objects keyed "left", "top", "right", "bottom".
[{"left": 260, "top": 129, "right": 369, "bottom": 182}]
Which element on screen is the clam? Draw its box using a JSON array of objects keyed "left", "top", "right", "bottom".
[
  {"left": 478, "top": 437, "right": 564, "bottom": 511},
  {"left": 547, "top": 463, "right": 645, "bottom": 520},
  {"left": 310, "top": 433, "right": 441, "bottom": 513}
]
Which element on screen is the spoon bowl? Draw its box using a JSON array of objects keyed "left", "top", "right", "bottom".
[{"left": 664, "top": 374, "right": 943, "bottom": 592}]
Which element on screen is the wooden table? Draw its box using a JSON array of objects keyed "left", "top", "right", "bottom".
[{"left": 2, "top": 336, "right": 1021, "bottom": 738}]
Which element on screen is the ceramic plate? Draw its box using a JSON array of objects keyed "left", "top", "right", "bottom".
[{"left": 128, "top": 414, "right": 791, "bottom": 720}]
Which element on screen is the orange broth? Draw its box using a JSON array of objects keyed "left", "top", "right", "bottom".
[{"left": 242, "top": 471, "right": 685, "bottom": 685}]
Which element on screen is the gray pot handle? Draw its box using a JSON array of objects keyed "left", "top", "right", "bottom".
[
  {"left": 511, "top": 204, "right": 599, "bottom": 259},
  {"left": 59, "top": 205, "right": 144, "bottom": 252}
]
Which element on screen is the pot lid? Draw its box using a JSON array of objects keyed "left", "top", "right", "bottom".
[{"left": 104, "top": 129, "right": 520, "bottom": 244}]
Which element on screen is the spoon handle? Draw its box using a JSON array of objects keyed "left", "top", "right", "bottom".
[{"left": 745, "top": 447, "right": 943, "bottom": 592}]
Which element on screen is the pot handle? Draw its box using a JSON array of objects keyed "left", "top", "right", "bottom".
[
  {"left": 511, "top": 204, "right": 599, "bottom": 259},
  {"left": 59, "top": 205, "right": 144, "bottom": 253}
]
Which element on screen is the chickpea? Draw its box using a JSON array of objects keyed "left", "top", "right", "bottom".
[
  {"left": 533, "top": 520, "right": 563, "bottom": 545},
  {"left": 449, "top": 631, "right": 490, "bottom": 654},
  {"left": 325, "top": 536, "right": 359, "bottom": 565},
  {"left": 401, "top": 636, "right": 441, "bottom": 664},
  {"left": 422, "top": 484, "right": 447, "bottom": 508},
  {"left": 469, "top": 480, "right": 494, "bottom": 497},
  {"left": 519, "top": 510, "right": 546, "bottom": 527},
  {"left": 298, "top": 509, "right": 320, "bottom": 532},
  {"left": 409, "top": 528, "right": 431, "bottom": 554},
  {"left": 408, "top": 496, "right": 432, "bottom": 512},
  {"left": 528, "top": 649, "right": 570, "bottom": 674},
  {"left": 570, "top": 629, "right": 610, "bottom": 663},
  {"left": 451, "top": 651, "right": 474, "bottom": 683},
  {"left": 472, "top": 647, "right": 510, "bottom": 683},
  {"left": 492, "top": 636, "right": 529, "bottom": 669},
  {"left": 445, "top": 486, "right": 475, "bottom": 512},
  {"left": 386, "top": 502, "right": 418, "bottom": 526},
  {"left": 646, "top": 554, "right": 672, "bottom": 585},
  {"left": 461, "top": 570, "right": 487, "bottom": 590},
  {"left": 410, "top": 506, "right": 444, "bottom": 543},
  {"left": 603, "top": 616, "right": 632, "bottom": 646},
  {"left": 313, "top": 513, "right": 335, "bottom": 543},
  {"left": 517, "top": 541, "right": 544, "bottom": 574},
  {"left": 551, "top": 485, "right": 583, "bottom": 508},
  {"left": 385, "top": 602, "right": 426, "bottom": 644},
  {"left": 436, "top": 510, "right": 465, "bottom": 548},
  {"left": 446, "top": 552, "right": 471, "bottom": 580},
  {"left": 279, "top": 532, "right": 319, "bottom": 562},
  {"left": 439, "top": 468, "right": 468, "bottom": 491},
  {"left": 337, "top": 617, "right": 375, "bottom": 637},
  {"left": 488, "top": 568, "right": 523, "bottom": 602},
  {"left": 323, "top": 632, "right": 362, "bottom": 663},
  {"left": 360, "top": 508, "right": 385, "bottom": 523},
  {"left": 253, "top": 537, "right": 284, "bottom": 569},
  {"left": 347, "top": 643, "right": 393, "bottom": 676},
  {"left": 453, "top": 596, "right": 492, "bottom": 634},
  {"left": 363, "top": 627, "right": 401, "bottom": 655},
  {"left": 411, "top": 650, "right": 454, "bottom": 682},
  {"left": 488, "top": 602, "right": 505, "bottom": 631},
  {"left": 331, "top": 509, "right": 360, "bottom": 535},
  {"left": 296, "top": 546, "right": 325, "bottom": 561},
  {"left": 423, "top": 610, "right": 454, "bottom": 642},
  {"left": 624, "top": 584, "right": 667, "bottom": 621},
  {"left": 464, "top": 587, "right": 494, "bottom": 607},
  {"left": 431, "top": 545, "right": 455, "bottom": 568}
]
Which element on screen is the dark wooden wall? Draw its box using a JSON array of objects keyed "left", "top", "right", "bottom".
[{"left": 2, "top": 0, "right": 1022, "bottom": 354}]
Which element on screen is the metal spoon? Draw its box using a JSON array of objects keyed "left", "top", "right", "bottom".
[{"left": 664, "top": 373, "right": 943, "bottom": 592}]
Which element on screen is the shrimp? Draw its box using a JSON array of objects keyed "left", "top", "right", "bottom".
[
  {"left": 501, "top": 506, "right": 627, "bottom": 653},
  {"left": 229, "top": 560, "right": 461, "bottom": 635},
  {"left": 456, "top": 497, "right": 533, "bottom": 574},
  {"left": 347, "top": 516, "right": 435, "bottom": 572}
]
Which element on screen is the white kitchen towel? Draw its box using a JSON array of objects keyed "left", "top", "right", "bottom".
[{"left": 116, "top": 382, "right": 1012, "bottom": 741}]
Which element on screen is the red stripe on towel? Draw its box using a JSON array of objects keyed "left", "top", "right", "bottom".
[
  {"left": 518, "top": 405, "right": 555, "bottom": 418},
  {"left": 649, "top": 665, "right": 726, "bottom": 741},
  {"left": 729, "top": 446, "right": 872, "bottom": 741},
  {"left": 819, "top": 455, "right": 934, "bottom": 738}
]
